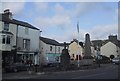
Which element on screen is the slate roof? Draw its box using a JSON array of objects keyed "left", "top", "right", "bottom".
[
  {"left": 59, "top": 43, "right": 70, "bottom": 46},
  {"left": 115, "top": 40, "right": 120, "bottom": 48},
  {"left": 70, "top": 39, "right": 84, "bottom": 47},
  {"left": 102, "top": 40, "right": 120, "bottom": 48},
  {"left": 40, "top": 37, "right": 60, "bottom": 46},
  {"left": 0, "top": 13, "right": 39, "bottom": 30}
]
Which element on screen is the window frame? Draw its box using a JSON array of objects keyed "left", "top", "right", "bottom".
[
  {"left": 2, "top": 35, "right": 6, "bottom": 44},
  {"left": 6, "top": 35, "right": 11, "bottom": 44},
  {"left": 4, "top": 22, "right": 9, "bottom": 31},
  {"left": 2, "top": 35, "right": 11, "bottom": 44},
  {"left": 50, "top": 46, "right": 52, "bottom": 51},
  {"left": 23, "top": 39, "right": 30, "bottom": 49},
  {"left": 25, "top": 27, "right": 29, "bottom": 35}
]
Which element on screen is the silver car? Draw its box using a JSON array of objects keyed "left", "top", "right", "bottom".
[{"left": 112, "top": 57, "right": 120, "bottom": 65}]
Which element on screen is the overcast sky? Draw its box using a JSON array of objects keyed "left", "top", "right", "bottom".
[{"left": 0, "top": 1, "right": 119, "bottom": 43}]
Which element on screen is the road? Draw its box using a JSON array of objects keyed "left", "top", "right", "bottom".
[{"left": 2, "top": 63, "right": 119, "bottom": 79}]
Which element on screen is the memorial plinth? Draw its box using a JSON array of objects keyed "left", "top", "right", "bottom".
[{"left": 82, "top": 33, "right": 93, "bottom": 65}]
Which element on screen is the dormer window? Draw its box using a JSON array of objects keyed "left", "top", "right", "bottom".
[{"left": 4, "top": 22, "right": 9, "bottom": 31}]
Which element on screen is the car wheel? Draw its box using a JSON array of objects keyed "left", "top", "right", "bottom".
[{"left": 14, "top": 68, "right": 18, "bottom": 72}]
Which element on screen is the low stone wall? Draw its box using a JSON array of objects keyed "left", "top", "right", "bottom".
[
  {"left": 71, "top": 59, "right": 94, "bottom": 66},
  {"left": 80, "top": 59, "right": 94, "bottom": 65}
]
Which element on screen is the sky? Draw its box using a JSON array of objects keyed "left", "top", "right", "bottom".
[{"left": 0, "top": 0, "right": 119, "bottom": 43}]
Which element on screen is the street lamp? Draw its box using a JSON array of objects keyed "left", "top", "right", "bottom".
[
  {"left": 39, "top": 30, "right": 42, "bottom": 66},
  {"left": 38, "top": 30, "right": 42, "bottom": 72}
]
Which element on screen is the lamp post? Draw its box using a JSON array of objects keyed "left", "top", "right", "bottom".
[
  {"left": 39, "top": 31, "right": 42, "bottom": 66},
  {"left": 38, "top": 30, "right": 42, "bottom": 72}
]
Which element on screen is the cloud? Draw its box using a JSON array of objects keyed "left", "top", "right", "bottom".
[
  {"left": 1, "top": 2, "right": 25, "bottom": 15},
  {"left": 54, "top": 3, "right": 65, "bottom": 14},
  {"left": 89, "top": 24, "right": 118, "bottom": 40},
  {"left": 1, "top": 0, "right": 25, "bottom": 2},
  {"left": 73, "top": 2, "right": 98, "bottom": 17},
  {"left": 33, "top": 2, "right": 118, "bottom": 42},
  {"left": 34, "top": 2, "right": 48, "bottom": 12},
  {"left": 1, "top": 0, "right": 118, "bottom": 2},
  {"left": 34, "top": 14, "right": 71, "bottom": 29},
  {"left": 50, "top": 23, "right": 118, "bottom": 43}
]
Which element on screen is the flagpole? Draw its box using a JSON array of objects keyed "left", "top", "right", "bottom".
[{"left": 77, "top": 20, "right": 80, "bottom": 68}]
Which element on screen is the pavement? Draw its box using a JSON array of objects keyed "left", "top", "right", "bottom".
[{"left": 2, "top": 63, "right": 119, "bottom": 79}]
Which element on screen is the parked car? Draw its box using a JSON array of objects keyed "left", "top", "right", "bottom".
[
  {"left": 4, "top": 63, "right": 30, "bottom": 72},
  {"left": 112, "top": 57, "right": 120, "bottom": 65},
  {"left": 95, "top": 55, "right": 110, "bottom": 64}
]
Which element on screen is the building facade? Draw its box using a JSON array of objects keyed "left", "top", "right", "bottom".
[
  {"left": 100, "top": 41, "right": 120, "bottom": 58},
  {"left": 0, "top": 9, "right": 40, "bottom": 66},
  {"left": 68, "top": 40, "right": 84, "bottom": 60},
  {"left": 39, "top": 37, "right": 64, "bottom": 65}
]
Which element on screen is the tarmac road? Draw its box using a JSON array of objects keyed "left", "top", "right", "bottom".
[{"left": 2, "top": 63, "right": 119, "bottom": 79}]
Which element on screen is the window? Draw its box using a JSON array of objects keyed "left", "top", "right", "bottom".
[
  {"left": 50, "top": 46, "right": 52, "bottom": 51},
  {"left": 2, "top": 35, "right": 11, "bottom": 44},
  {"left": 76, "top": 55, "right": 81, "bottom": 60},
  {"left": 76, "top": 55, "right": 78, "bottom": 60},
  {"left": 23, "top": 40, "right": 26, "bottom": 49},
  {"left": 23, "top": 39, "right": 30, "bottom": 49},
  {"left": 6, "top": 36, "right": 10, "bottom": 44},
  {"left": 58, "top": 47, "right": 60, "bottom": 53},
  {"left": 72, "top": 54, "right": 74, "bottom": 57},
  {"left": 2, "top": 35, "right": 5, "bottom": 44},
  {"left": 25, "top": 27, "right": 29, "bottom": 35},
  {"left": 4, "top": 22, "right": 9, "bottom": 31}
]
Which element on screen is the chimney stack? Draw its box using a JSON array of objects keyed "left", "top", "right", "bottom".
[
  {"left": 108, "top": 35, "right": 117, "bottom": 44},
  {"left": 4, "top": 9, "right": 13, "bottom": 20}
]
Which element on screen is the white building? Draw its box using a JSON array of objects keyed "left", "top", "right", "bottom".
[
  {"left": 39, "top": 37, "right": 64, "bottom": 65},
  {"left": 0, "top": 9, "right": 40, "bottom": 66},
  {"left": 100, "top": 41, "right": 120, "bottom": 58},
  {"left": 68, "top": 40, "right": 84, "bottom": 60}
]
